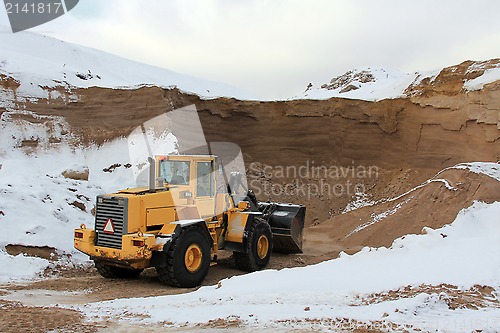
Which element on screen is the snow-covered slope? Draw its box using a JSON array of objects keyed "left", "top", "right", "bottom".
[
  {"left": 0, "top": 128, "right": 178, "bottom": 282},
  {"left": 300, "top": 67, "right": 429, "bottom": 101},
  {"left": 79, "top": 200, "right": 500, "bottom": 332},
  {"left": 464, "top": 66, "right": 500, "bottom": 91},
  {"left": 0, "top": 26, "right": 256, "bottom": 101},
  {"left": 298, "top": 60, "right": 500, "bottom": 101},
  {"left": 1, "top": 25, "right": 498, "bottom": 103}
]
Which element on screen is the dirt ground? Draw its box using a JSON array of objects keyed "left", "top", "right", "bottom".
[
  {"left": 0, "top": 245, "right": 337, "bottom": 333},
  {"left": 3, "top": 258, "right": 498, "bottom": 333},
  {"left": 1, "top": 240, "right": 409, "bottom": 333}
]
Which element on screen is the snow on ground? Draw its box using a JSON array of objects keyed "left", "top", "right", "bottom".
[
  {"left": 0, "top": 145, "right": 130, "bottom": 281},
  {"left": 77, "top": 201, "right": 500, "bottom": 332},
  {"left": 0, "top": 26, "right": 256, "bottom": 101},
  {"left": 0, "top": 253, "right": 49, "bottom": 283}
]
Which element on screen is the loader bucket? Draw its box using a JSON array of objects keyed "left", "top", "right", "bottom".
[{"left": 259, "top": 203, "right": 306, "bottom": 254}]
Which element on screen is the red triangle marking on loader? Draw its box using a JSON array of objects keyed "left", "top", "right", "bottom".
[{"left": 103, "top": 218, "right": 115, "bottom": 234}]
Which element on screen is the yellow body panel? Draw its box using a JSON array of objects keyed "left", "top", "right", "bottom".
[
  {"left": 74, "top": 229, "right": 156, "bottom": 269},
  {"left": 225, "top": 212, "right": 249, "bottom": 243},
  {"left": 159, "top": 222, "right": 177, "bottom": 235},
  {"left": 118, "top": 187, "right": 150, "bottom": 194},
  {"left": 112, "top": 190, "right": 178, "bottom": 233},
  {"left": 147, "top": 207, "right": 176, "bottom": 227}
]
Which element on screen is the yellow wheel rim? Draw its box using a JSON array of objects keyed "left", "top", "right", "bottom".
[
  {"left": 256, "top": 235, "right": 269, "bottom": 259},
  {"left": 184, "top": 244, "right": 203, "bottom": 273}
]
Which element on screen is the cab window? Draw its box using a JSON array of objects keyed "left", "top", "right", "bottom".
[
  {"left": 196, "top": 161, "right": 214, "bottom": 197},
  {"left": 159, "top": 160, "right": 190, "bottom": 185}
]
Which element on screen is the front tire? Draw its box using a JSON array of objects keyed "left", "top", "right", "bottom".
[
  {"left": 156, "top": 226, "right": 211, "bottom": 288},
  {"left": 234, "top": 217, "right": 273, "bottom": 272},
  {"left": 94, "top": 260, "right": 143, "bottom": 279}
]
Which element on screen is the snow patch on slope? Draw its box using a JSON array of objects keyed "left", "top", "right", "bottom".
[
  {"left": 464, "top": 63, "right": 500, "bottom": 91},
  {"left": 0, "top": 126, "right": 178, "bottom": 281},
  {"left": 342, "top": 191, "right": 376, "bottom": 213},
  {"left": 454, "top": 162, "right": 500, "bottom": 181},
  {"left": 345, "top": 196, "right": 413, "bottom": 238},
  {"left": 299, "top": 67, "right": 419, "bottom": 101},
  {"left": 297, "top": 67, "right": 441, "bottom": 101},
  {"left": 342, "top": 162, "right": 476, "bottom": 215},
  {"left": 298, "top": 60, "right": 500, "bottom": 102}
]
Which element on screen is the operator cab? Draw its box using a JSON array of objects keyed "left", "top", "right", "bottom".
[{"left": 157, "top": 155, "right": 217, "bottom": 218}]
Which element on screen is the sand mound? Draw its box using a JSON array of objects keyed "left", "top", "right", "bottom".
[{"left": 304, "top": 165, "right": 500, "bottom": 259}]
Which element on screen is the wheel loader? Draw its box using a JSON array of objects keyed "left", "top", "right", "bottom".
[{"left": 74, "top": 154, "right": 305, "bottom": 287}]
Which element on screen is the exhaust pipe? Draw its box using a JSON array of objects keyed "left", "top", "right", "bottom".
[{"left": 148, "top": 157, "right": 155, "bottom": 193}]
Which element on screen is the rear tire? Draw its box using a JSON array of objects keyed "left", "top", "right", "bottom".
[
  {"left": 156, "top": 226, "right": 211, "bottom": 288},
  {"left": 94, "top": 260, "right": 143, "bottom": 279},
  {"left": 234, "top": 217, "right": 273, "bottom": 272}
]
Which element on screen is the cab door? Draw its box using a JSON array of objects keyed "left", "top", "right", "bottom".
[{"left": 195, "top": 160, "right": 216, "bottom": 218}]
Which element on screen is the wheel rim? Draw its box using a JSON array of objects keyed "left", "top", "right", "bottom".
[
  {"left": 256, "top": 235, "right": 269, "bottom": 259},
  {"left": 184, "top": 244, "right": 203, "bottom": 273}
]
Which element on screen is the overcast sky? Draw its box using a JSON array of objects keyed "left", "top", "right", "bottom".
[{"left": 1, "top": 0, "right": 500, "bottom": 98}]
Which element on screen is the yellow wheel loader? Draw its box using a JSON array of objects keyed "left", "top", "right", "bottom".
[{"left": 74, "top": 155, "right": 305, "bottom": 287}]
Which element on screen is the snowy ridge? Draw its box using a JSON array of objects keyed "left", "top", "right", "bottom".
[
  {"left": 297, "top": 61, "right": 500, "bottom": 101},
  {"left": 0, "top": 26, "right": 498, "bottom": 103},
  {"left": 0, "top": 26, "right": 256, "bottom": 102},
  {"left": 1, "top": 26, "right": 498, "bottom": 104},
  {"left": 299, "top": 67, "right": 423, "bottom": 101},
  {"left": 77, "top": 201, "right": 500, "bottom": 331},
  {"left": 464, "top": 62, "right": 500, "bottom": 91}
]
